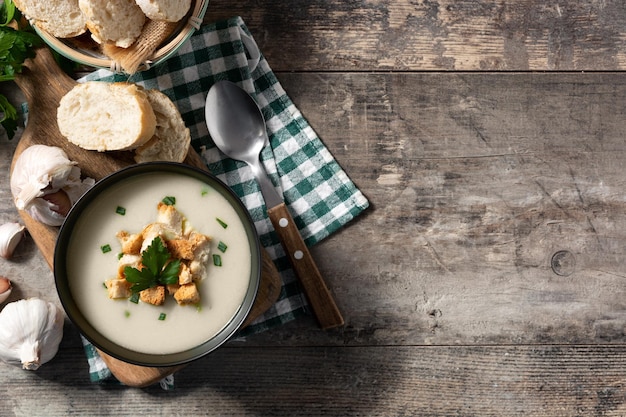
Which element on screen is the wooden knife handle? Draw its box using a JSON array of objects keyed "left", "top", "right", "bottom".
[{"left": 267, "top": 202, "right": 344, "bottom": 329}]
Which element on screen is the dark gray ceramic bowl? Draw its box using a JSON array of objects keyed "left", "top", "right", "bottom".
[{"left": 54, "top": 162, "right": 260, "bottom": 367}]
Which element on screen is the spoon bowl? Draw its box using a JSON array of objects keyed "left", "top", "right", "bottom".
[{"left": 205, "top": 81, "right": 268, "bottom": 162}]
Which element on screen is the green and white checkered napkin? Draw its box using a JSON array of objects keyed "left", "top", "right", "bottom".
[{"left": 78, "top": 16, "right": 369, "bottom": 387}]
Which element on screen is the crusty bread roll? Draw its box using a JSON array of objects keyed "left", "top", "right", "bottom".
[
  {"left": 57, "top": 82, "right": 157, "bottom": 152},
  {"left": 13, "top": 0, "right": 87, "bottom": 38},
  {"left": 134, "top": 90, "right": 191, "bottom": 163},
  {"left": 135, "top": 0, "right": 192, "bottom": 22},
  {"left": 79, "top": 0, "right": 146, "bottom": 48}
]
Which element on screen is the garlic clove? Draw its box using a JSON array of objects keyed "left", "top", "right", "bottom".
[
  {"left": 0, "top": 222, "right": 26, "bottom": 259},
  {"left": 10, "top": 145, "right": 94, "bottom": 226},
  {"left": 0, "top": 277, "right": 11, "bottom": 304},
  {"left": 42, "top": 189, "right": 72, "bottom": 217}
]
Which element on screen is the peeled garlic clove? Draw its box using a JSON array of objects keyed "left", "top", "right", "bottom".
[
  {"left": 0, "top": 277, "right": 11, "bottom": 304},
  {"left": 0, "top": 222, "right": 25, "bottom": 259}
]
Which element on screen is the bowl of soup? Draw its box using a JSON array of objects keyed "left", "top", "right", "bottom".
[{"left": 54, "top": 162, "right": 261, "bottom": 367}]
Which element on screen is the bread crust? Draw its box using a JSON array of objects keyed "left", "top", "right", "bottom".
[
  {"left": 135, "top": 0, "right": 192, "bottom": 22},
  {"left": 79, "top": 0, "right": 145, "bottom": 48},
  {"left": 57, "top": 82, "right": 157, "bottom": 152},
  {"left": 134, "top": 89, "right": 191, "bottom": 163},
  {"left": 13, "top": 0, "right": 87, "bottom": 38}
]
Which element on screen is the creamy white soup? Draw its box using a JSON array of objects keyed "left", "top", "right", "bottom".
[{"left": 66, "top": 172, "right": 252, "bottom": 355}]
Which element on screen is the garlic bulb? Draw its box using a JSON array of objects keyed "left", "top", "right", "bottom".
[
  {"left": 0, "top": 277, "right": 11, "bottom": 304},
  {"left": 0, "top": 298, "right": 64, "bottom": 370},
  {"left": 0, "top": 222, "right": 25, "bottom": 259},
  {"left": 10, "top": 145, "right": 95, "bottom": 226}
]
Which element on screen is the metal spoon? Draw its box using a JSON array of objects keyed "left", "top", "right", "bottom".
[{"left": 205, "top": 80, "right": 344, "bottom": 329}]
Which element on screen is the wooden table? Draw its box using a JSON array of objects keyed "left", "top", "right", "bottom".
[{"left": 3, "top": 1, "right": 626, "bottom": 415}]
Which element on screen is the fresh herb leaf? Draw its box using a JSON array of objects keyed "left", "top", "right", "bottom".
[
  {"left": 201, "top": 187, "right": 209, "bottom": 196},
  {"left": 162, "top": 196, "right": 176, "bottom": 206},
  {"left": 124, "top": 264, "right": 156, "bottom": 293},
  {"left": 0, "top": 3, "right": 42, "bottom": 139},
  {"left": 0, "top": 0, "right": 14, "bottom": 25},
  {"left": 124, "top": 236, "right": 181, "bottom": 294}
]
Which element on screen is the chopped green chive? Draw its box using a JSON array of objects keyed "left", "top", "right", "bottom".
[
  {"left": 213, "top": 254, "right": 222, "bottom": 267},
  {"left": 162, "top": 196, "right": 176, "bottom": 206},
  {"left": 158, "top": 313, "right": 167, "bottom": 321},
  {"left": 216, "top": 218, "right": 228, "bottom": 229},
  {"left": 102, "top": 282, "right": 107, "bottom": 289},
  {"left": 116, "top": 206, "right": 126, "bottom": 215},
  {"left": 124, "top": 311, "right": 130, "bottom": 318},
  {"left": 117, "top": 253, "right": 124, "bottom": 260},
  {"left": 101, "top": 244, "right": 112, "bottom": 254},
  {"left": 129, "top": 293, "right": 139, "bottom": 304},
  {"left": 217, "top": 241, "right": 228, "bottom": 253}
]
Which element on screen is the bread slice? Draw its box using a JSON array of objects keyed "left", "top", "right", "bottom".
[
  {"left": 79, "top": 0, "right": 145, "bottom": 48},
  {"left": 57, "top": 82, "right": 157, "bottom": 152},
  {"left": 13, "top": 0, "right": 87, "bottom": 38},
  {"left": 135, "top": 0, "right": 192, "bottom": 22},
  {"left": 134, "top": 89, "right": 191, "bottom": 163}
]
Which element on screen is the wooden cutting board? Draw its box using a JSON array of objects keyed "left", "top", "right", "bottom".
[{"left": 12, "top": 47, "right": 282, "bottom": 387}]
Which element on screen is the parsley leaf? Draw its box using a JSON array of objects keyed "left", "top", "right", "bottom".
[
  {"left": 0, "top": 1, "right": 42, "bottom": 139},
  {"left": 124, "top": 236, "right": 181, "bottom": 293}
]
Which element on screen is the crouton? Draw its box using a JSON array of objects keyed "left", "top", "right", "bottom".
[
  {"left": 182, "top": 232, "right": 211, "bottom": 280},
  {"left": 141, "top": 222, "right": 178, "bottom": 252},
  {"left": 105, "top": 278, "right": 132, "bottom": 299},
  {"left": 174, "top": 283, "right": 200, "bottom": 305},
  {"left": 117, "top": 253, "right": 141, "bottom": 279},
  {"left": 156, "top": 202, "right": 185, "bottom": 235},
  {"left": 166, "top": 283, "right": 180, "bottom": 295},
  {"left": 116, "top": 230, "right": 143, "bottom": 254},
  {"left": 178, "top": 262, "right": 193, "bottom": 285},
  {"left": 140, "top": 285, "right": 166, "bottom": 305},
  {"left": 166, "top": 238, "right": 194, "bottom": 260}
]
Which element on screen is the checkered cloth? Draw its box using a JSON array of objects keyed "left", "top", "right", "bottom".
[{"left": 79, "top": 16, "right": 369, "bottom": 387}]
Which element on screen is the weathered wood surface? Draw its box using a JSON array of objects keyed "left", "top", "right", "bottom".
[
  {"left": 206, "top": 0, "right": 626, "bottom": 71},
  {"left": 3, "top": 0, "right": 626, "bottom": 415}
]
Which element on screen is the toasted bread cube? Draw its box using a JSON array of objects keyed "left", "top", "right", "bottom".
[
  {"left": 156, "top": 202, "right": 184, "bottom": 235},
  {"left": 189, "top": 259, "right": 206, "bottom": 281},
  {"left": 166, "top": 283, "right": 180, "bottom": 295},
  {"left": 178, "top": 262, "right": 193, "bottom": 285},
  {"left": 141, "top": 223, "right": 178, "bottom": 252},
  {"left": 189, "top": 232, "right": 211, "bottom": 280},
  {"left": 174, "top": 283, "right": 200, "bottom": 305},
  {"left": 140, "top": 285, "right": 166, "bottom": 305},
  {"left": 116, "top": 231, "right": 143, "bottom": 255},
  {"left": 105, "top": 278, "right": 132, "bottom": 299},
  {"left": 117, "top": 253, "right": 141, "bottom": 279},
  {"left": 167, "top": 239, "right": 195, "bottom": 260}
]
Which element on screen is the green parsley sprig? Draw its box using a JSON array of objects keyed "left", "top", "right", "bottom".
[
  {"left": 0, "top": 0, "right": 42, "bottom": 139},
  {"left": 124, "top": 236, "right": 181, "bottom": 293}
]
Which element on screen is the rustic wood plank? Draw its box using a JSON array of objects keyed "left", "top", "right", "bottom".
[
  {"left": 2, "top": 325, "right": 626, "bottom": 416},
  {"left": 252, "top": 71, "right": 626, "bottom": 346},
  {"left": 205, "top": 0, "right": 626, "bottom": 71}
]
